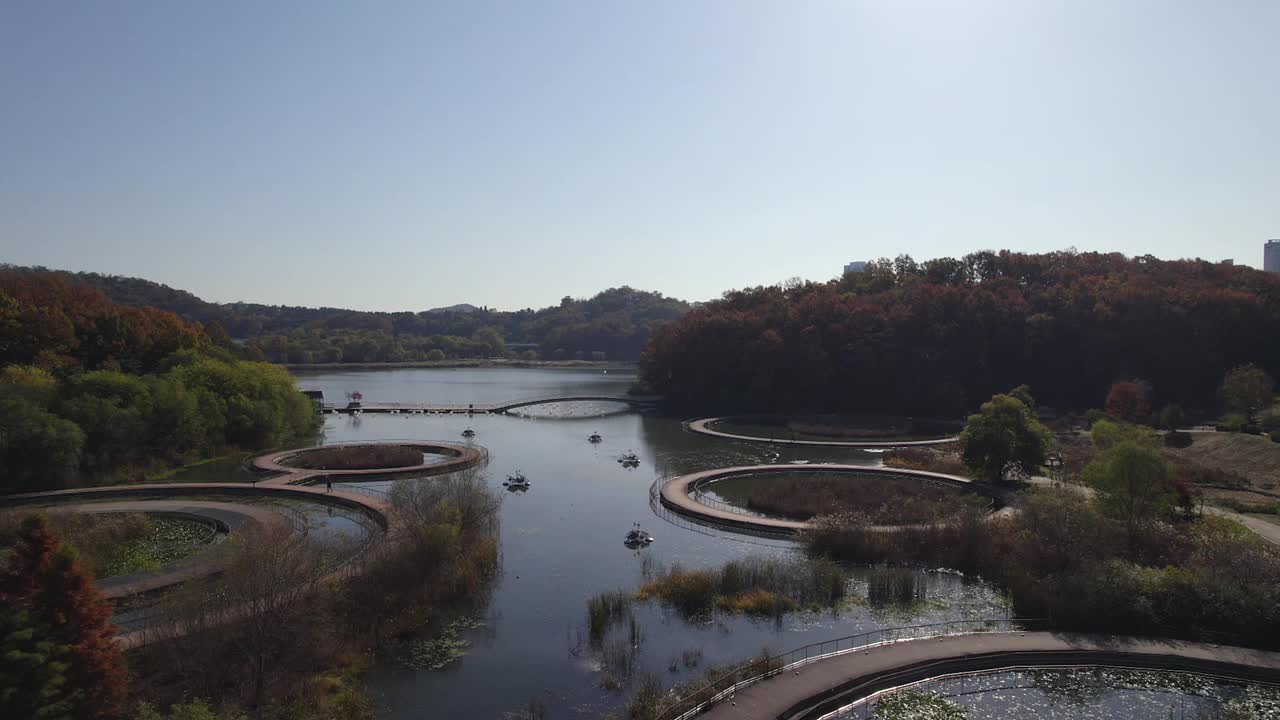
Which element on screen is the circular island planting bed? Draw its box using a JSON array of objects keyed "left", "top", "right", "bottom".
[
  {"left": 687, "top": 414, "right": 961, "bottom": 447},
  {"left": 280, "top": 443, "right": 429, "bottom": 471},
  {"left": 661, "top": 464, "right": 996, "bottom": 535},
  {"left": 252, "top": 441, "right": 484, "bottom": 483},
  {"left": 706, "top": 470, "right": 986, "bottom": 524}
]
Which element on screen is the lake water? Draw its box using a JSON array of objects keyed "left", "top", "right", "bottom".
[{"left": 272, "top": 367, "right": 1014, "bottom": 719}]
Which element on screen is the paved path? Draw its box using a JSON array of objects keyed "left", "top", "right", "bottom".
[
  {"left": 699, "top": 632, "right": 1280, "bottom": 720},
  {"left": 685, "top": 417, "right": 959, "bottom": 448},
  {"left": 659, "top": 464, "right": 995, "bottom": 535}
]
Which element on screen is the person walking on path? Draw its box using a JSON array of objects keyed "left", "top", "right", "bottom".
[{"left": 326, "top": 478, "right": 333, "bottom": 493}]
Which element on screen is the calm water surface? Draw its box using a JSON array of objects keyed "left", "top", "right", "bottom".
[{"left": 289, "top": 368, "right": 1009, "bottom": 719}]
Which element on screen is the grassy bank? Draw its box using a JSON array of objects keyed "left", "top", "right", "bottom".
[{"left": 1164, "top": 431, "right": 1280, "bottom": 494}]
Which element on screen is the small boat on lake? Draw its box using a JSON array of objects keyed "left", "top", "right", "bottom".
[
  {"left": 462, "top": 428, "right": 476, "bottom": 438},
  {"left": 503, "top": 471, "right": 530, "bottom": 490},
  {"left": 589, "top": 432, "right": 603, "bottom": 443},
  {"left": 624, "top": 523, "right": 654, "bottom": 547}
]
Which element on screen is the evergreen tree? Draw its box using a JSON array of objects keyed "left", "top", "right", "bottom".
[{"left": 0, "top": 515, "right": 127, "bottom": 720}]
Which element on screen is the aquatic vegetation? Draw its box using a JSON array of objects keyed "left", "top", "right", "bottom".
[
  {"left": 0, "top": 512, "right": 214, "bottom": 578},
  {"left": 872, "top": 690, "right": 968, "bottom": 719},
  {"left": 865, "top": 567, "right": 927, "bottom": 609},
  {"left": 714, "top": 589, "right": 797, "bottom": 616},
  {"left": 588, "top": 589, "right": 635, "bottom": 641},
  {"left": 636, "top": 556, "right": 848, "bottom": 618},
  {"left": 96, "top": 518, "right": 213, "bottom": 577},
  {"left": 396, "top": 615, "right": 484, "bottom": 670}
]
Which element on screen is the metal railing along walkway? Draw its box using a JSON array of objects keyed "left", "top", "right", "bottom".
[{"left": 655, "top": 618, "right": 1023, "bottom": 720}]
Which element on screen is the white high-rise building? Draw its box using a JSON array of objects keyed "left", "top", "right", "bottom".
[
  {"left": 1266, "top": 240, "right": 1280, "bottom": 273},
  {"left": 844, "top": 261, "right": 867, "bottom": 275}
]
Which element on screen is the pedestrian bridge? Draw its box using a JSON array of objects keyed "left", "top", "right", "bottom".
[{"left": 322, "top": 394, "right": 660, "bottom": 415}]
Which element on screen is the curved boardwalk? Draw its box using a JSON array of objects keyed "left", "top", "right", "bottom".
[
  {"left": 660, "top": 464, "right": 990, "bottom": 535},
  {"left": 698, "top": 632, "right": 1280, "bottom": 720},
  {"left": 251, "top": 440, "right": 484, "bottom": 484},
  {"left": 685, "top": 417, "right": 958, "bottom": 448}
]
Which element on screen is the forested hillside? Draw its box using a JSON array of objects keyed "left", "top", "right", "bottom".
[
  {"left": 2, "top": 266, "right": 690, "bottom": 362},
  {"left": 0, "top": 271, "right": 318, "bottom": 491},
  {"left": 641, "top": 251, "right": 1280, "bottom": 416}
]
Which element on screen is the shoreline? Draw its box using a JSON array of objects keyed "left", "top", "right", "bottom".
[{"left": 283, "top": 359, "right": 637, "bottom": 371}]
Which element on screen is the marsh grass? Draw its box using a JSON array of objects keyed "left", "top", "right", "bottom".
[
  {"left": 882, "top": 447, "right": 971, "bottom": 479},
  {"left": 745, "top": 473, "right": 972, "bottom": 523},
  {"left": 636, "top": 556, "right": 847, "bottom": 619},
  {"left": 866, "top": 567, "right": 927, "bottom": 609},
  {"left": 587, "top": 589, "right": 635, "bottom": 642},
  {"left": 285, "top": 444, "right": 425, "bottom": 470}
]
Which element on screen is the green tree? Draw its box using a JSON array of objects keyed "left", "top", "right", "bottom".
[
  {"left": 1220, "top": 364, "right": 1275, "bottom": 421},
  {"left": 1086, "top": 441, "right": 1174, "bottom": 541},
  {"left": 1158, "top": 403, "right": 1184, "bottom": 432},
  {"left": 0, "top": 602, "right": 72, "bottom": 720},
  {"left": 1090, "top": 418, "right": 1158, "bottom": 449},
  {"left": 0, "top": 392, "right": 85, "bottom": 492},
  {"left": 1008, "top": 384, "right": 1035, "bottom": 409},
  {"left": 959, "top": 393, "right": 1053, "bottom": 484}
]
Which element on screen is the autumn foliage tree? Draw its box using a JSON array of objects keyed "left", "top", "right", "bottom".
[
  {"left": 1104, "top": 380, "right": 1152, "bottom": 422},
  {"left": 0, "top": 514, "right": 127, "bottom": 720},
  {"left": 641, "top": 251, "right": 1280, "bottom": 415}
]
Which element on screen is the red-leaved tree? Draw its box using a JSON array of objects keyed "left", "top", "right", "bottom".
[
  {"left": 1105, "top": 380, "right": 1152, "bottom": 422},
  {"left": 0, "top": 514, "right": 127, "bottom": 720}
]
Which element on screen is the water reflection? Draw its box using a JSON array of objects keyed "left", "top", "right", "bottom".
[{"left": 264, "top": 368, "right": 1012, "bottom": 718}]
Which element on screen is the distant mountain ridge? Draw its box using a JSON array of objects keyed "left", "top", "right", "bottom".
[
  {"left": 427, "top": 303, "right": 481, "bottom": 314},
  {"left": 0, "top": 264, "right": 690, "bottom": 363}
]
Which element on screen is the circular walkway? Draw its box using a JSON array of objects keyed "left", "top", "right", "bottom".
[
  {"left": 685, "top": 417, "right": 959, "bottom": 448},
  {"left": 251, "top": 440, "right": 484, "bottom": 484},
  {"left": 659, "top": 464, "right": 992, "bottom": 535},
  {"left": 696, "top": 632, "right": 1280, "bottom": 720}
]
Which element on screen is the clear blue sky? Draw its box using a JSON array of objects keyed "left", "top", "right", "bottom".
[{"left": 2, "top": 1, "right": 1277, "bottom": 311}]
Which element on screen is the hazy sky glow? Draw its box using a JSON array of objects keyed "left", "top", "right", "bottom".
[{"left": 2, "top": 1, "right": 1277, "bottom": 310}]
